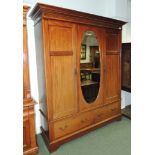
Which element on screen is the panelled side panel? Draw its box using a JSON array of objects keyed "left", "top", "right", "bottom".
[
  {"left": 105, "top": 29, "right": 121, "bottom": 103},
  {"left": 34, "top": 21, "right": 49, "bottom": 133},
  {"left": 35, "top": 21, "right": 47, "bottom": 114},
  {"left": 48, "top": 20, "right": 77, "bottom": 119}
]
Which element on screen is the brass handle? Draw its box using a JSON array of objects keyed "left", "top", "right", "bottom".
[
  {"left": 97, "top": 113, "right": 102, "bottom": 118},
  {"left": 74, "top": 68, "right": 77, "bottom": 75},
  {"left": 103, "top": 66, "right": 106, "bottom": 73},
  {"left": 81, "top": 118, "right": 89, "bottom": 124},
  {"left": 59, "top": 125, "right": 68, "bottom": 131},
  {"left": 111, "top": 108, "right": 116, "bottom": 112}
]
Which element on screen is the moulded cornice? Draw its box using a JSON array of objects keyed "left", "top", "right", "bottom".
[{"left": 29, "top": 3, "right": 126, "bottom": 29}]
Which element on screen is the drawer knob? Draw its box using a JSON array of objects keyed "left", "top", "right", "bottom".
[{"left": 59, "top": 125, "right": 68, "bottom": 131}]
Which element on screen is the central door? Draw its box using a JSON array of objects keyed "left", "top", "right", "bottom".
[{"left": 77, "top": 25, "right": 106, "bottom": 111}]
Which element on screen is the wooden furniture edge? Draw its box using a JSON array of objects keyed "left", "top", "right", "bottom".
[
  {"left": 23, "top": 146, "right": 38, "bottom": 155},
  {"left": 23, "top": 5, "right": 30, "bottom": 26},
  {"left": 23, "top": 98, "right": 37, "bottom": 107}
]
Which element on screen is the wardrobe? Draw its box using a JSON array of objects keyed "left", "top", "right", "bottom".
[
  {"left": 23, "top": 5, "right": 38, "bottom": 155},
  {"left": 30, "top": 3, "right": 126, "bottom": 152}
]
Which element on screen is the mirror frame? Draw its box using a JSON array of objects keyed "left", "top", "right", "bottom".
[{"left": 80, "top": 30, "right": 101, "bottom": 104}]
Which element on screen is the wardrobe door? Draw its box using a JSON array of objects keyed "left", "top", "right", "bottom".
[
  {"left": 47, "top": 20, "right": 78, "bottom": 119},
  {"left": 77, "top": 25, "right": 106, "bottom": 111},
  {"left": 105, "top": 29, "right": 121, "bottom": 104}
]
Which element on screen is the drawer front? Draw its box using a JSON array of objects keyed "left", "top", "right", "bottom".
[
  {"left": 78, "top": 112, "right": 94, "bottom": 129},
  {"left": 53, "top": 102, "right": 120, "bottom": 139},
  {"left": 106, "top": 102, "right": 120, "bottom": 118},
  {"left": 94, "top": 106, "right": 107, "bottom": 123},
  {"left": 54, "top": 117, "right": 79, "bottom": 139},
  {"left": 94, "top": 102, "right": 120, "bottom": 123},
  {"left": 53, "top": 112, "right": 94, "bottom": 139}
]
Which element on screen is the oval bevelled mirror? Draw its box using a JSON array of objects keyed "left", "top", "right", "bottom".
[{"left": 80, "top": 31, "right": 100, "bottom": 103}]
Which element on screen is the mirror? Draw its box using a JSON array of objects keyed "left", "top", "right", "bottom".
[{"left": 80, "top": 31, "right": 100, "bottom": 103}]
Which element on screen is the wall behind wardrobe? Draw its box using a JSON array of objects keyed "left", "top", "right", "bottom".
[{"left": 23, "top": 0, "right": 131, "bottom": 134}]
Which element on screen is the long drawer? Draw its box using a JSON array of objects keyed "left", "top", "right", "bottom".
[
  {"left": 53, "top": 111, "right": 94, "bottom": 139},
  {"left": 52, "top": 102, "right": 120, "bottom": 139}
]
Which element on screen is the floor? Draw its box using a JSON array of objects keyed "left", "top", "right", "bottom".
[
  {"left": 37, "top": 117, "right": 131, "bottom": 155},
  {"left": 122, "top": 105, "right": 131, "bottom": 119}
]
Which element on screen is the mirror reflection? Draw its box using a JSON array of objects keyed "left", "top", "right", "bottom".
[{"left": 80, "top": 31, "right": 100, "bottom": 103}]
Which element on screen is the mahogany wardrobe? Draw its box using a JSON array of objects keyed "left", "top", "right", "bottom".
[{"left": 30, "top": 3, "right": 126, "bottom": 152}]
